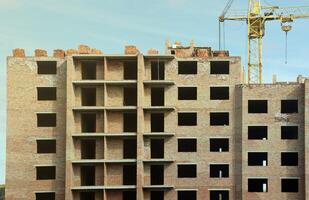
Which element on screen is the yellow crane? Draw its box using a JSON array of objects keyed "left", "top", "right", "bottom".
[{"left": 219, "top": 0, "right": 309, "bottom": 83}]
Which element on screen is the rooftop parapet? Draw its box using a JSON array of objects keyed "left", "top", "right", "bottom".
[
  {"left": 12, "top": 48, "right": 25, "bottom": 57},
  {"left": 124, "top": 45, "right": 139, "bottom": 55},
  {"left": 34, "top": 49, "right": 47, "bottom": 57}
]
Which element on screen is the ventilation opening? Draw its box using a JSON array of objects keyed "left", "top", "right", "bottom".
[
  {"left": 178, "top": 112, "right": 197, "bottom": 126},
  {"left": 123, "top": 139, "right": 137, "bottom": 159},
  {"left": 178, "top": 87, "right": 197, "bottom": 100},
  {"left": 81, "top": 140, "right": 96, "bottom": 159},
  {"left": 151, "top": 191, "right": 164, "bottom": 200},
  {"left": 177, "top": 164, "right": 197, "bottom": 178},
  {"left": 178, "top": 138, "right": 197, "bottom": 152},
  {"left": 80, "top": 192, "right": 95, "bottom": 200},
  {"left": 81, "top": 166, "right": 95, "bottom": 186},
  {"left": 210, "top": 61, "right": 229, "bottom": 74},
  {"left": 178, "top": 61, "right": 197, "bottom": 74},
  {"left": 178, "top": 191, "right": 196, "bottom": 200},
  {"left": 124, "top": 61, "right": 137, "bottom": 80},
  {"left": 82, "top": 88, "right": 96, "bottom": 106},
  {"left": 281, "top": 100, "right": 298, "bottom": 113},
  {"left": 37, "top": 61, "right": 57, "bottom": 74},
  {"left": 37, "top": 113, "right": 56, "bottom": 127},
  {"left": 36, "top": 166, "right": 56, "bottom": 180},
  {"left": 248, "top": 126, "right": 268, "bottom": 140},
  {"left": 123, "top": 112, "right": 137, "bottom": 132},
  {"left": 81, "top": 113, "right": 96, "bottom": 132},
  {"left": 36, "top": 193, "right": 55, "bottom": 200},
  {"left": 123, "top": 87, "right": 137, "bottom": 106},
  {"left": 151, "top": 88, "right": 165, "bottom": 106},
  {"left": 281, "top": 126, "right": 298, "bottom": 140},
  {"left": 37, "top": 140, "right": 56, "bottom": 154},
  {"left": 210, "top": 190, "right": 229, "bottom": 200},
  {"left": 210, "top": 164, "right": 229, "bottom": 178},
  {"left": 123, "top": 165, "right": 137, "bottom": 185},
  {"left": 151, "top": 139, "right": 164, "bottom": 158},
  {"left": 123, "top": 191, "right": 136, "bottom": 200},
  {"left": 210, "top": 87, "right": 229, "bottom": 100},
  {"left": 281, "top": 178, "right": 299, "bottom": 192},
  {"left": 281, "top": 152, "right": 298, "bottom": 166},
  {"left": 210, "top": 112, "right": 229, "bottom": 126},
  {"left": 151, "top": 61, "right": 165, "bottom": 80},
  {"left": 248, "top": 100, "right": 268, "bottom": 113},
  {"left": 151, "top": 165, "right": 164, "bottom": 185},
  {"left": 210, "top": 138, "right": 229, "bottom": 152},
  {"left": 248, "top": 152, "right": 268, "bottom": 166},
  {"left": 151, "top": 113, "right": 164, "bottom": 132},
  {"left": 248, "top": 178, "right": 268, "bottom": 192},
  {"left": 82, "top": 61, "right": 96, "bottom": 80},
  {"left": 37, "top": 87, "right": 57, "bottom": 101}
]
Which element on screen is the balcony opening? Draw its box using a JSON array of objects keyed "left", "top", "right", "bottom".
[
  {"left": 178, "top": 138, "right": 197, "bottom": 152},
  {"left": 281, "top": 178, "right": 299, "bottom": 192},
  {"left": 37, "top": 140, "right": 56, "bottom": 154},
  {"left": 210, "top": 87, "right": 229, "bottom": 100},
  {"left": 281, "top": 100, "right": 298, "bottom": 113},
  {"left": 210, "top": 164, "right": 229, "bottom": 178},
  {"left": 82, "top": 61, "right": 96, "bottom": 80},
  {"left": 248, "top": 178, "right": 268, "bottom": 192},
  {"left": 81, "top": 166, "right": 95, "bottom": 186},
  {"left": 248, "top": 152, "right": 268, "bottom": 166},
  {"left": 151, "top": 139, "right": 164, "bottom": 158},
  {"left": 151, "top": 165, "right": 164, "bottom": 185},
  {"left": 178, "top": 61, "right": 197, "bottom": 74},
  {"left": 81, "top": 88, "right": 96, "bottom": 106},
  {"left": 37, "top": 61, "right": 57, "bottom": 74},
  {"left": 248, "top": 100, "right": 268, "bottom": 113},
  {"left": 36, "top": 166, "right": 56, "bottom": 180},
  {"left": 281, "top": 126, "right": 298, "bottom": 140},
  {"left": 81, "top": 113, "right": 96, "bottom": 132},
  {"left": 151, "top": 113, "right": 164, "bottom": 132},
  {"left": 123, "top": 87, "right": 137, "bottom": 106},
  {"left": 37, "top": 87, "right": 57, "bottom": 101},
  {"left": 177, "top": 164, "right": 197, "bottom": 178},
  {"left": 36, "top": 192, "right": 55, "bottom": 200},
  {"left": 210, "top": 190, "right": 229, "bottom": 200},
  {"left": 123, "top": 191, "right": 136, "bottom": 200},
  {"left": 178, "top": 191, "right": 196, "bottom": 200},
  {"left": 248, "top": 126, "right": 268, "bottom": 140},
  {"left": 210, "top": 61, "right": 229, "bottom": 74},
  {"left": 281, "top": 152, "right": 298, "bottom": 166},
  {"left": 210, "top": 112, "right": 229, "bottom": 126},
  {"left": 178, "top": 87, "right": 197, "bottom": 100},
  {"left": 151, "top": 87, "right": 165, "bottom": 106},
  {"left": 123, "top": 112, "right": 137, "bottom": 132},
  {"left": 151, "top": 191, "right": 164, "bottom": 200},
  {"left": 80, "top": 192, "right": 95, "bottom": 200},
  {"left": 151, "top": 61, "right": 165, "bottom": 80},
  {"left": 81, "top": 140, "right": 96, "bottom": 159},
  {"left": 210, "top": 138, "right": 229, "bottom": 152},
  {"left": 124, "top": 61, "right": 137, "bottom": 80},
  {"left": 178, "top": 112, "right": 197, "bottom": 126},
  {"left": 123, "top": 165, "right": 137, "bottom": 185},
  {"left": 123, "top": 139, "right": 137, "bottom": 159},
  {"left": 37, "top": 113, "right": 56, "bottom": 127}
]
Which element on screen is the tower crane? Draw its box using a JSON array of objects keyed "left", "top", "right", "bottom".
[{"left": 219, "top": 0, "right": 309, "bottom": 84}]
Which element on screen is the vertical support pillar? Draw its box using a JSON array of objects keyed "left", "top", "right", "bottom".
[{"left": 304, "top": 79, "right": 309, "bottom": 200}]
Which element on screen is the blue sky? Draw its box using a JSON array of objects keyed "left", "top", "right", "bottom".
[{"left": 0, "top": 0, "right": 308, "bottom": 184}]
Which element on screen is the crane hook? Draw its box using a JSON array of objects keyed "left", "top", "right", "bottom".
[{"left": 281, "top": 24, "right": 292, "bottom": 64}]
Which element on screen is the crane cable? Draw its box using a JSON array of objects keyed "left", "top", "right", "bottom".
[{"left": 285, "top": 31, "right": 288, "bottom": 64}]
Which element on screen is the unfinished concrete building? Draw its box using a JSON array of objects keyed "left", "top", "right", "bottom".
[{"left": 5, "top": 43, "right": 309, "bottom": 200}]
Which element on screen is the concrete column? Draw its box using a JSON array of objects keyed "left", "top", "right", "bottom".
[{"left": 304, "top": 79, "right": 309, "bottom": 200}]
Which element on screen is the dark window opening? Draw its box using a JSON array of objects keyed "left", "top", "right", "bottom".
[
  {"left": 210, "top": 87, "right": 229, "bottom": 100},
  {"left": 151, "top": 139, "right": 164, "bottom": 158},
  {"left": 281, "top": 126, "right": 298, "bottom": 140},
  {"left": 248, "top": 100, "right": 268, "bottom": 113},
  {"left": 178, "top": 87, "right": 197, "bottom": 100},
  {"left": 178, "top": 165, "right": 196, "bottom": 178},
  {"left": 81, "top": 140, "right": 96, "bottom": 159},
  {"left": 37, "top": 87, "right": 57, "bottom": 101},
  {"left": 171, "top": 50, "right": 176, "bottom": 55},
  {"left": 151, "top": 88, "right": 165, "bottom": 106},
  {"left": 37, "top": 140, "right": 56, "bottom": 154},
  {"left": 151, "top": 113, "right": 164, "bottom": 132},
  {"left": 210, "top": 164, "right": 229, "bottom": 178},
  {"left": 37, "top": 61, "right": 57, "bottom": 74},
  {"left": 210, "top": 190, "right": 229, "bottom": 200},
  {"left": 178, "top": 191, "right": 196, "bottom": 200},
  {"left": 82, "top": 61, "right": 96, "bottom": 80},
  {"left": 81, "top": 166, "right": 95, "bottom": 186},
  {"left": 178, "top": 139, "right": 197, "bottom": 152},
  {"left": 281, "top": 179, "right": 298, "bottom": 192},
  {"left": 281, "top": 100, "right": 298, "bottom": 113},
  {"left": 123, "top": 165, "right": 136, "bottom": 185},
  {"left": 151, "top": 191, "right": 164, "bottom": 200},
  {"left": 210, "top": 61, "right": 229, "bottom": 74},
  {"left": 36, "top": 193, "right": 55, "bottom": 200},
  {"left": 37, "top": 113, "right": 56, "bottom": 127},
  {"left": 248, "top": 152, "right": 268, "bottom": 166},
  {"left": 124, "top": 87, "right": 137, "bottom": 106},
  {"left": 81, "top": 113, "right": 96, "bottom": 132},
  {"left": 123, "top": 139, "right": 137, "bottom": 159},
  {"left": 123, "top": 112, "right": 137, "bottom": 132},
  {"left": 80, "top": 192, "right": 95, "bottom": 200},
  {"left": 82, "top": 88, "right": 96, "bottom": 106},
  {"left": 210, "top": 112, "right": 229, "bottom": 126},
  {"left": 248, "top": 179, "right": 268, "bottom": 192},
  {"left": 178, "top": 61, "right": 197, "bottom": 74},
  {"left": 151, "top": 165, "right": 164, "bottom": 185},
  {"left": 123, "top": 191, "right": 136, "bottom": 200},
  {"left": 178, "top": 113, "right": 197, "bottom": 126},
  {"left": 248, "top": 126, "right": 268, "bottom": 140},
  {"left": 124, "top": 61, "right": 137, "bottom": 80},
  {"left": 281, "top": 152, "right": 298, "bottom": 166},
  {"left": 151, "top": 61, "right": 165, "bottom": 80},
  {"left": 36, "top": 166, "right": 56, "bottom": 180},
  {"left": 210, "top": 138, "right": 229, "bottom": 152}
]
